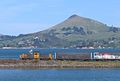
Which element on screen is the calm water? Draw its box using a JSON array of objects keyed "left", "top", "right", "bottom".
[
  {"left": 0, "top": 69, "right": 120, "bottom": 81},
  {"left": 0, "top": 49, "right": 120, "bottom": 81},
  {"left": 0, "top": 48, "right": 120, "bottom": 59}
]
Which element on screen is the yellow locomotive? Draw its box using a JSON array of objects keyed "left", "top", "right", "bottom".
[{"left": 20, "top": 51, "right": 53, "bottom": 60}]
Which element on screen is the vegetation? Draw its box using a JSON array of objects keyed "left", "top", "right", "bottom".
[
  {"left": 0, "top": 60, "right": 120, "bottom": 69},
  {"left": 0, "top": 15, "right": 120, "bottom": 48}
]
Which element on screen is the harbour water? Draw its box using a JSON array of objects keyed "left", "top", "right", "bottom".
[
  {"left": 0, "top": 48, "right": 120, "bottom": 59},
  {"left": 0, "top": 69, "right": 120, "bottom": 81},
  {"left": 0, "top": 48, "right": 120, "bottom": 81}
]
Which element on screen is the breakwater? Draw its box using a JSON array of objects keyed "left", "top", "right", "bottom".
[{"left": 0, "top": 60, "right": 120, "bottom": 69}]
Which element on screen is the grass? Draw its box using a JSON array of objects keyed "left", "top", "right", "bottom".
[{"left": 0, "top": 60, "right": 120, "bottom": 69}]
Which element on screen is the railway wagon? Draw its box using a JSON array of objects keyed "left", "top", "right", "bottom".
[
  {"left": 39, "top": 53, "right": 52, "bottom": 60},
  {"left": 93, "top": 52, "right": 120, "bottom": 61},
  {"left": 56, "top": 53, "right": 91, "bottom": 61},
  {"left": 53, "top": 52, "right": 120, "bottom": 61}
]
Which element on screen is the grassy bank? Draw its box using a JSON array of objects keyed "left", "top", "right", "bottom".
[{"left": 0, "top": 60, "right": 120, "bottom": 69}]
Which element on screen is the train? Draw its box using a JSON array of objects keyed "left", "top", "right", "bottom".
[
  {"left": 20, "top": 51, "right": 120, "bottom": 61},
  {"left": 20, "top": 51, "right": 53, "bottom": 60}
]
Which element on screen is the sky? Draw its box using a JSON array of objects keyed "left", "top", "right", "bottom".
[{"left": 0, "top": 0, "right": 120, "bottom": 36}]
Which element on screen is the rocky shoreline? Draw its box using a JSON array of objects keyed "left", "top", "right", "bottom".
[{"left": 0, "top": 60, "right": 120, "bottom": 69}]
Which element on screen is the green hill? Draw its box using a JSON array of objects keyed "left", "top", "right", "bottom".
[{"left": 0, "top": 14, "right": 120, "bottom": 48}]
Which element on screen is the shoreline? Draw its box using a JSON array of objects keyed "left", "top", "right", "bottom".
[{"left": 0, "top": 60, "right": 120, "bottom": 69}]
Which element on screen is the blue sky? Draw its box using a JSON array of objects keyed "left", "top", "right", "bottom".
[{"left": 0, "top": 0, "right": 120, "bottom": 35}]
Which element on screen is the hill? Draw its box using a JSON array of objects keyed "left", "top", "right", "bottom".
[{"left": 0, "top": 14, "right": 120, "bottom": 48}]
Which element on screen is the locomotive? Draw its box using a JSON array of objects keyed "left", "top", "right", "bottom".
[
  {"left": 20, "top": 51, "right": 53, "bottom": 60},
  {"left": 20, "top": 51, "right": 120, "bottom": 61}
]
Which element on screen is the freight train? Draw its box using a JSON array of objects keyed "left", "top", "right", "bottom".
[
  {"left": 20, "top": 51, "right": 53, "bottom": 60},
  {"left": 20, "top": 51, "right": 120, "bottom": 61}
]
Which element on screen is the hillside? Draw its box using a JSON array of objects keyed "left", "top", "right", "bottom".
[
  {"left": 0, "top": 14, "right": 120, "bottom": 48},
  {"left": 43, "top": 14, "right": 110, "bottom": 40}
]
